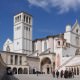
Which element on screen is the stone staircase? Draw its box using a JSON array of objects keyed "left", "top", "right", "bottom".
[{"left": 57, "top": 55, "right": 76, "bottom": 70}]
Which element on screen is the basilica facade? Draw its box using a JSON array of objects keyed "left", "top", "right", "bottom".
[{"left": 0, "top": 11, "right": 80, "bottom": 75}]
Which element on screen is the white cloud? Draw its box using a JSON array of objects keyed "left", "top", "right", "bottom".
[{"left": 27, "top": 0, "right": 80, "bottom": 13}]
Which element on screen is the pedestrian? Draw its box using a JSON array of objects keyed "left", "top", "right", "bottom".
[
  {"left": 69, "top": 70, "right": 72, "bottom": 78},
  {"left": 72, "top": 71, "right": 74, "bottom": 78},
  {"left": 52, "top": 70, "right": 55, "bottom": 77},
  {"left": 60, "top": 70, "right": 64, "bottom": 78},
  {"left": 56, "top": 70, "right": 59, "bottom": 78},
  {"left": 64, "top": 70, "right": 68, "bottom": 78}
]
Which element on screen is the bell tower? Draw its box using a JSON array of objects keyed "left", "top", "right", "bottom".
[{"left": 13, "top": 12, "right": 32, "bottom": 55}]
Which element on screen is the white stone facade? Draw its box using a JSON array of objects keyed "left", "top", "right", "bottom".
[{"left": 2, "top": 12, "right": 80, "bottom": 75}]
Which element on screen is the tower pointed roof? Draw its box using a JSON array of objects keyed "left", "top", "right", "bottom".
[{"left": 72, "top": 19, "right": 79, "bottom": 31}]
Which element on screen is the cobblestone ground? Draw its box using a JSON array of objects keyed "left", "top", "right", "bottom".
[{"left": 14, "top": 74, "right": 80, "bottom": 80}]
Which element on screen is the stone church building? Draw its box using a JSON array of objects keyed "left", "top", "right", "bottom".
[{"left": 0, "top": 11, "right": 80, "bottom": 75}]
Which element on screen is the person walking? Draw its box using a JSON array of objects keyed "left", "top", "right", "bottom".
[
  {"left": 60, "top": 70, "right": 64, "bottom": 78},
  {"left": 64, "top": 70, "right": 68, "bottom": 78},
  {"left": 56, "top": 70, "right": 59, "bottom": 78},
  {"left": 52, "top": 70, "right": 55, "bottom": 78},
  {"left": 72, "top": 71, "right": 74, "bottom": 78}
]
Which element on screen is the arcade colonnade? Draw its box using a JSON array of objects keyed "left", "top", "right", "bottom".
[
  {"left": 66, "top": 66, "right": 80, "bottom": 75},
  {"left": 7, "top": 66, "right": 29, "bottom": 74}
]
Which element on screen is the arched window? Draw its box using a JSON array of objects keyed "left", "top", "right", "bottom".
[
  {"left": 26, "top": 16, "right": 28, "bottom": 23},
  {"left": 58, "top": 41, "right": 60, "bottom": 45},
  {"left": 44, "top": 41, "right": 47, "bottom": 51},
  {"left": 24, "top": 15, "right": 26, "bottom": 22}
]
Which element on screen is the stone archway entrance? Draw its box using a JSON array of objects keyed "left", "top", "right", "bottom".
[{"left": 41, "top": 57, "right": 52, "bottom": 74}]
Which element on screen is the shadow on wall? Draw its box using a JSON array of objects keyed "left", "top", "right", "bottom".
[
  {"left": 2, "top": 74, "right": 19, "bottom": 80},
  {"left": 0, "top": 54, "right": 7, "bottom": 80},
  {"left": 0, "top": 54, "right": 19, "bottom": 80}
]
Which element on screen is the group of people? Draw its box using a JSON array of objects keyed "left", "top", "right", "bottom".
[{"left": 52, "top": 70, "right": 74, "bottom": 78}]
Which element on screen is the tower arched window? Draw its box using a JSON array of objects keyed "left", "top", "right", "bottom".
[
  {"left": 24, "top": 15, "right": 26, "bottom": 22},
  {"left": 20, "top": 15, "right": 21, "bottom": 21},
  {"left": 29, "top": 17, "right": 31, "bottom": 24},
  {"left": 44, "top": 41, "right": 47, "bottom": 51},
  {"left": 26, "top": 16, "right": 28, "bottom": 23}
]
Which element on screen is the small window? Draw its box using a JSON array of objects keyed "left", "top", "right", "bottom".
[
  {"left": 26, "top": 27, "right": 28, "bottom": 30},
  {"left": 76, "top": 29, "right": 78, "bottom": 33},
  {"left": 58, "top": 41, "right": 60, "bottom": 45}
]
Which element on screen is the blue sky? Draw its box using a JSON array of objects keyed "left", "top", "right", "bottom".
[{"left": 0, "top": 0, "right": 80, "bottom": 49}]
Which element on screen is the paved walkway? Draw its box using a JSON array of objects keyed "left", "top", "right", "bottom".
[{"left": 14, "top": 74, "right": 80, "bottom": 80}]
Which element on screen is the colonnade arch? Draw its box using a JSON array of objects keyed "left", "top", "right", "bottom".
[{"left": 67, "top": 67, "right": 80, "bottom": 75}]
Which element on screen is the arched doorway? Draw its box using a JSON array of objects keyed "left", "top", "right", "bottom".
[
  {"left": 24, "top": 68, "right": 28, "bottom": 74},
  {"left": 13, "top": 67, "right": 17, "bottom": 74},
  {"left": 41, "top": 57, "right": 51, "bottom": 74},
  {"left": 18, "top": 68, "right": 23, "bottom": 74}
]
